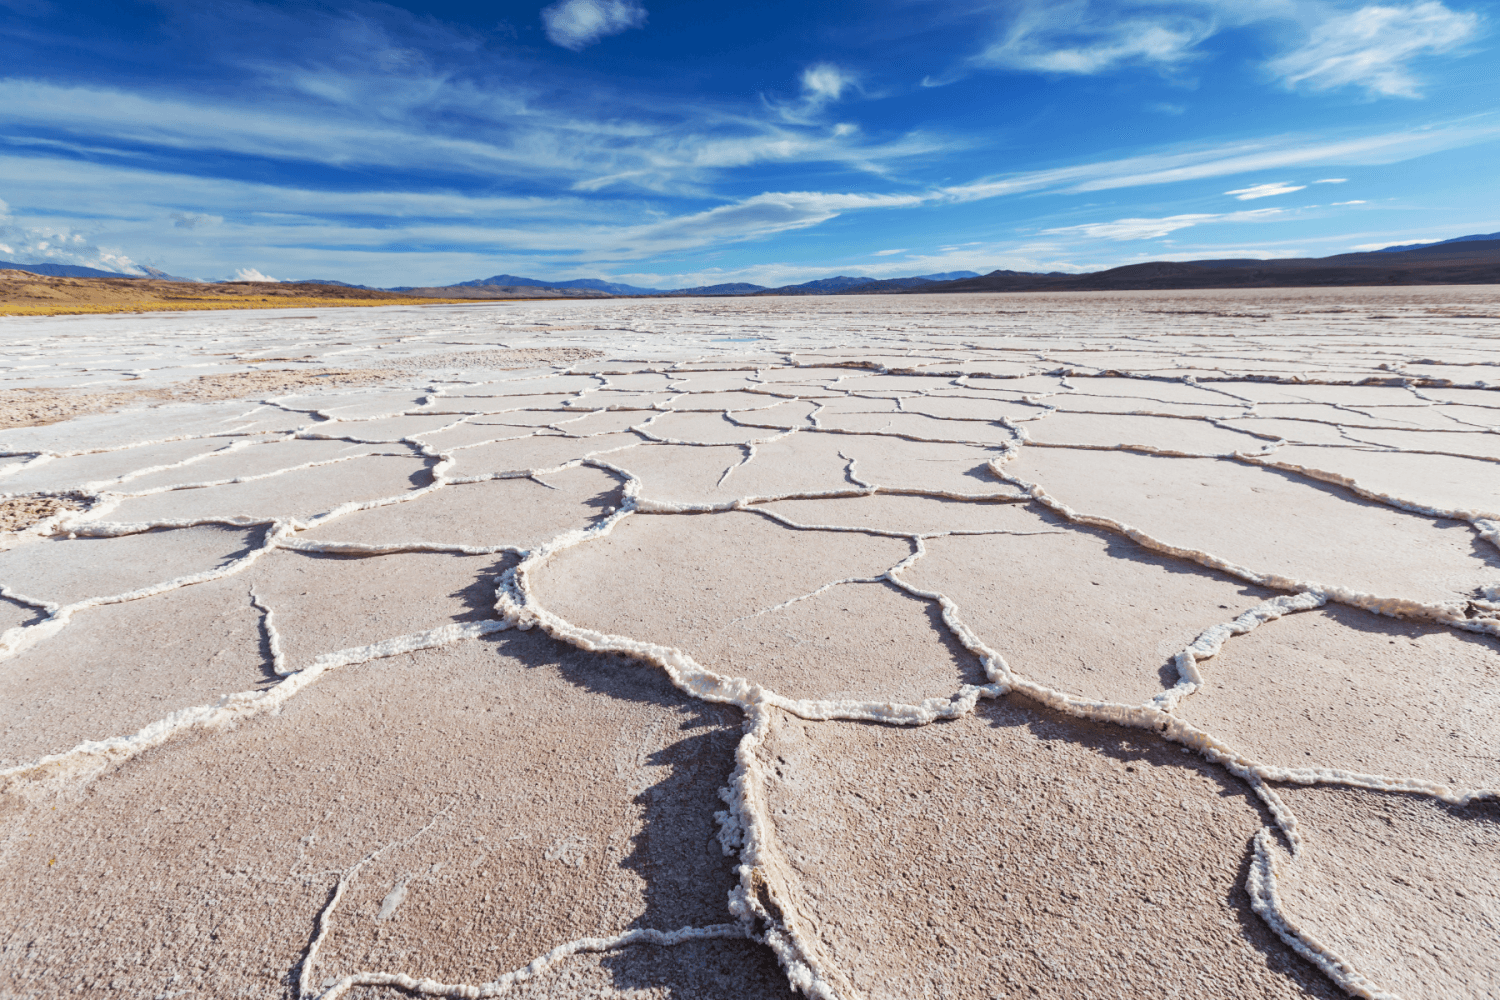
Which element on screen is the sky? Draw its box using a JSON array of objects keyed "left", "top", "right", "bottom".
[{"left": 0, "top": 0, "right": 1496, "bottom": 287}]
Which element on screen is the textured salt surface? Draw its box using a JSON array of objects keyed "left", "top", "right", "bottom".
[{"left": 0, "top": 288, "right": 1497, "bottom": 999}]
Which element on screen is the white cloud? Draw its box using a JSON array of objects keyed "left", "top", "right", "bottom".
[
  {"left": 801, "top": 64, "right": 856, "bottom": 103},
  {"left": 873, "top": 248, "right": 908, "bottom": 255},
  {"left": 955, "top": 1, "right": 1480, "bottom": 101},
  {"left": 541, "top": 0, "right": 648, "bottom": 52},
  {"left": 231, "top": 267, "right": 278, "bottom": 282},
  {"left": 768, "top": 64, "right": 862, "bottom": 125},
  {"left": 1332, "top": 199, "right": 1367, "bottom": 204},
  {"left": 605, "top": 190, "right": 925, "bottom": 257},
  {"left": 1043, "top": 208, "right": 1283, "bottom": 241},
  {"left": 1266, "top": 2, "right": 1479, "bottom": 97},
  {"left": 1314, "top": 177, "right": 1348, "bottom": 183},
  {"left": 0, "top": 78, "right": 936, "bottom": 200},
  {"left": 0, "top": 196, "right": 144, "bottom": 273},
  {"left": 971, "top": 0, "right": 1215, "bottom": 76},
  {"left": 1225, "top": 181, "right": 1307, "bottom": 199},
  {"left": 945, "top": 121, "right": 1500, "bottom": 202}
]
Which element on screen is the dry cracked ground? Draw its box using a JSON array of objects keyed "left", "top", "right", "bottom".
[{"left": 0, "top": 288, "right": 1497, "bottom": 1000}]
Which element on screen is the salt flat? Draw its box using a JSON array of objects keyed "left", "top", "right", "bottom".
[{"left": 0, "top": 288, "right": 1496, "bottom": 1000}]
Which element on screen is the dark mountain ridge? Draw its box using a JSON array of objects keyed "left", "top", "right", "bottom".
[{"left": 917, "top": 240, "right": 1500, "bottom": 294}]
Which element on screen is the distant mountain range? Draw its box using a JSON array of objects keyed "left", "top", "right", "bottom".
[
  {"left": 289, "top": 278, "right": 373, "bottom": 289},
  {"left": 0, "top": 260, "right": 144, "bottom": 279},
  {"left": 438, "top": 274, "right": 661, "bottom": 295},
  {"left": 8, "top": 235, "right": 1499, "bottom": 299},
  {"left": 919, "top": 239, "right": 1500, "bottom": 294},
  {"left": 0, "top": 261, "right": 194, "bottom": 280},
  {"left": 402, "top": 271, "right": 983, "bottom": 296}
]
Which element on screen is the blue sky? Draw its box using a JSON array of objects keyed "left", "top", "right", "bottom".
[{"left": 0, "top": 0, "right": 1496, "bottom": 286}]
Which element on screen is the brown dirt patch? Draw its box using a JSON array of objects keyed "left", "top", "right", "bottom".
[
  {"left": 0, "top": 493, "right": 81, "bottom": 532},
  {"left": 0, "top": 369, "right": 401, "bottom": 430},
  {"left": 0, "top": 350, "right": 605, "bottom": 431}
]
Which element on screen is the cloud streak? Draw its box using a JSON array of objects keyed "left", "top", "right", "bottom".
[
  {"left": 1042, "top": 208, "right": 1283, "bottom": 241},
  {"left": 971, "top": 0, "right": 1216, "bottom": 76},
  {"left": 0, "top": 75, "right": 938, "bottom": 199},
  {"left": 541, "top": 0, "right": 649, "bottom": 51},
  {"left": 945, "top": 121, "right": 1500, "bottom": 201},
  {"left": 1225, "top": 181, "right": 1308, "bottom": 199},
  {"left": 1266, "top": 2, "right": 1480, "bottom": 97},
  {"left": 954, "top": 0, "right": 1481, "bottom": 98}
]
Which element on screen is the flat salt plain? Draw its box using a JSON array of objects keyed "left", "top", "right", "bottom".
[{"left": 0, "top": 288, "right": 1497, "bottom": 1000}]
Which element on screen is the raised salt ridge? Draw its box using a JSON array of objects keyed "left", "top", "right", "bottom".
[{"left": 0, "top": 288, "right": 1496, "bottom": 1000}]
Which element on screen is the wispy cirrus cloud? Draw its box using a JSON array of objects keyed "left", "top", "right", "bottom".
[
  {"left": 970, "top": 0, "right": 1216, "bottom": 76},
  {"left": 951, "top": 0, "right": 1481, "bottom": 98},
  {"left": 944, "top": 121, "right": 1500, "bottom": 201},
  {"left": 1266, "top": 2, "right": 1480, "bottom": 97},
  {"left": 541, "top": 0, "right": 648, "bottom": 51},
  {"left": 0, "top": 155, "right": 925, "bottom": 274},
  {"left": 602, "top": 190, "right": 926, "bottom": 257},
  {"left": 801, "top": 64, "right": 858, "bottom": 103},
  {"left": 0, "top": 72, "right": 939, "bottom": 200},
  {"left": 1225, "top": 181, "right": 1307, "bottom": 199},
  {"left": 1042, "top": 207, "right": 1283, "bottom": 241}
]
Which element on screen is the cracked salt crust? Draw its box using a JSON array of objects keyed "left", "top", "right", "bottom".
[
  {"left": 754, "top": 701, "right": 1346, "bottom": 999},
  {"left": 0, "top": 574, "right": 268, "bottom": 764},
  {"left": 1009, "top": 447, "right": 1500, "bottom": 611},
  {"left": 1269, "top": 785, "right": 1500, "bottom": 1000},
  {"left": 0, "top": 288, "right": 1498, "bottom": 999},
  {"left": 1181, "top": 605, "right": 1500, "bottom": 790},
  {"left": 901, "top": 519, "right": 1276, "bottom": 706}
]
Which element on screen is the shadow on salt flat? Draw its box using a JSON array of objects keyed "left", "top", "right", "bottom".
[{"left": 0, "top": 631, "right": 789, "bottom": 1000}]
